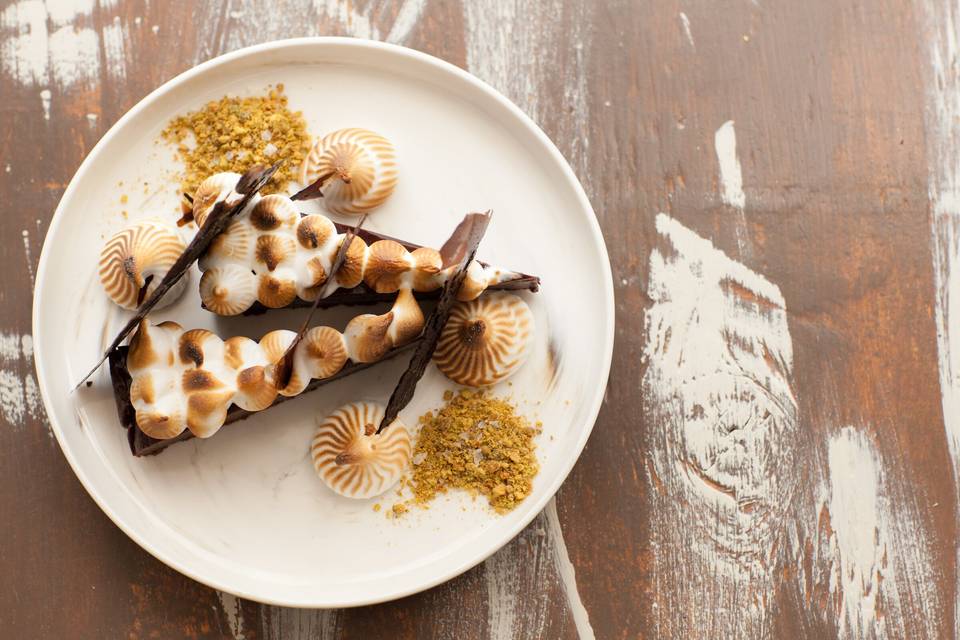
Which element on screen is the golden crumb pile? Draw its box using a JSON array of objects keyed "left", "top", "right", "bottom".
[
  {"left": 404, "top": 390, "right": 541, "bottom": 514},
  {"left": 161, "top": 84, "right": 310, "bottom": 196}
]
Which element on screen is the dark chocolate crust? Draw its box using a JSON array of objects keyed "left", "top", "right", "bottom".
[{"left": 108, "top": 341, "right": 418, "bottom": 457}]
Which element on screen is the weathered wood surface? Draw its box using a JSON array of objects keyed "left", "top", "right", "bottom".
[{"left": 2, "top": 0, "right": 958, "bottom": 637}]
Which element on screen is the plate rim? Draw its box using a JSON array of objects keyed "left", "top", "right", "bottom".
[{"left": 32, "top": 36, "right": 615, "bottom": 608}]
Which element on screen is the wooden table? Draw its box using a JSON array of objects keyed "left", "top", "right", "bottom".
[{"left": 3, "top": 0, "right": 958, "bottom": 637}]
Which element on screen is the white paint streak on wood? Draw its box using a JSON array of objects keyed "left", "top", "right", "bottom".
[
  {"left": 484, "top": 501, "right": 596, "bottom": 639},
  {"left": 0, "top": 1, "right": 49, "bottom": 85},
  {"left": 0, "top": 331, "right": 41, "bottom": 430},
  {"left": 715, "top": 120, "right": 745, "bottom": 210},
  {"left": 465, "top": 2, "right": 594, "bottom": 634},
  {"left": 0, "top": 1, "right": 102, "bottom": 88},
  {"left": 47, "top": 23, "right": 99, "bottom": 85},
  {"left": 384, "top": 0, "right": 426, "bottom": 44},
  {"left": 484, "top": 511, "right": 554, "bottom": 639},
  {"left": 464, "top": 0, "right": 591, "bottom": 176},
  {"left": 264, "top": 605, "right": 339, "bottom": 640},
  {"left": 544, "top": 498, "right": 595, "bottom": 640},
  {"left": 679, "top": 12, "right": 695, "bottom": 50},
  {"left": 100, "top": 16, "right": 127, "bottom": 81},
  {"left": 39, "top": 89, "right": 50, "bottom": 120},
  {"left": 825, "top": 427, "right": 891, "bottom": 639},
  {"left": 22, "top": 229, "right": 35, "bottom": 288},
  {"left": 800, "top": 425, "right": 941, "bottom": 639},
  {"left": 919, "top": 1, "right": 960, "bottom": 635},
  {"left": 485, "top": 537, "right": 520, "bottom": 640},
  {"left": 312, "top": 0, "right": 425, "bottom": 42},
  {"left": 217, "top": 592, "right": 246, "bottom": 640},
  {"left": 45, "top": 0, "right": 95, "bottom": 27},
  {"left": 642, "top": 212, "right": 797, "bottom": 637}
]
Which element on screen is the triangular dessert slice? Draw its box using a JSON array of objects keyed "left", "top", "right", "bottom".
[{"left": 188, "top": 172, "right": 539, "bottom": 317}]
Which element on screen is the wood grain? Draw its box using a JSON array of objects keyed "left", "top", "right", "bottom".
[{"left": 2, "top": 0, "right": 959, "bottom": 637}]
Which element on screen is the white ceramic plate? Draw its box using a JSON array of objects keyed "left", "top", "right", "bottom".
[{"left": 33, "top": 38, "right": 613, "bottom": 607}]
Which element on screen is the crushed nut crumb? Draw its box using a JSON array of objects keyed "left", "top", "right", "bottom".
[
  {"left": 402, "top": 390, "right": 541, "bottom": 514},
  {"left": 161, "top": 84, "right": 310, "bottom": 197}
]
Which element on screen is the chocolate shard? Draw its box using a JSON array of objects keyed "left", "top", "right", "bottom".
[
  {"left": 290, "top": 170, "right": 334, "bottom": 201},
  {"left": 74, "top": 163, "right": 280, "bottom": 390},
  {"left": 274, "top": 214, "right": 367, "bottom": 390},
  {"left": 439, "top": 210, "right": 492, "bottom": 269},
  {"left": 378, "top": 211, "right": 492, "bottom": 433}
]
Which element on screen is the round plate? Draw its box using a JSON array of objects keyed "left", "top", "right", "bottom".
[{"left": 33, "top": 38, "right": 613, "bottom": 607}]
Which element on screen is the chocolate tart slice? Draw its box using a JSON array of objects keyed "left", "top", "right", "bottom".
[
  {"left": 109, "top": 340, "right": 417, "bottom": 456},
  {"left": 109, "top": 286, "right": 424, "bottom": 457},
  {"left": 190, "top": 173, "right": 539, "bottom": 317}
]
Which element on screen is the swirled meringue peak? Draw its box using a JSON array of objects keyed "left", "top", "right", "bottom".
[
  {"left": 311, "top": 401, "right": 411, "bottom": 499},
  {"left": 434, "top": 292, "right": 535, "bottom": 387},
  {"left": 300, "top": 128, "right": 398, "bottom": 215},
  {"left": 99, "top": 219, "right": 187, "bottom": 310},
  {"left": 192, "top": 172, "right": 242, "bottom": 227}
]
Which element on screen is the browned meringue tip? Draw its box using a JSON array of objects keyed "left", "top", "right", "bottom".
[
  {"left": 300, "top": 128, "right": 398, "bottom": 216},
  {"left": 411, "top": 247, "right": 443, "bottom": 291},
  {"left": 434, "top": 292, "right": 535, "bottom": 387},
  {"left": 388, "top": 288, "right": 425, "bottom": 346},
  {"left": 364, "top": 240, "right": 411, "bottom": 293},
  {"left": 257, "top": 273, "right": 298, "bottom": 308},
  {"left": 259, "top": 329, "right": 297, "bottom": 363},
  {"left": 127, "top": 319, "right": 181, "bottom": 371},
  {"left": 192, "top": 172, "right": 241, "bottom": 228},
  {"left": 296, "top": 214, "right": 336, "bottom": 249},
  {"left": 199, "top": 265, "right": 258, "bottom": 316},
  {"left": 136, "top": 408, "right": 188, "bottom": 440},
  {"left": 250, "top": 194, "right": 299, "bottom": 231},
  {"left": 311, "top": 401, "right": 411, "bottom": 499},
  {"left": 204, "top": 218, "right": 253, "bottom": 263},
  {"left": 98, "top": 220, "right": 187, "bottom": 310},
  {"left": 254, "top": 234, "right": 296, "bottom": 271},
  {"left": 344, "top": 311, "right": 394, "bottom": 363},
  {"left": 235, "top": 365, "right": 279, "bottom": 411},
  {"left": 334, "top": 233, "right": 368, "bottom": 289}
]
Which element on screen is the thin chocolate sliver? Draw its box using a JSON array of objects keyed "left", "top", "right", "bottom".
[
  {"left": 274, "top": 214, "right": 368, "bottom": 390},
  {"left": 377, "top": 211, "right": 492, "bottom": 433},
  {"left": 74, "top": 163, "right": 280, "bottom": 389},
  {"left": 290, "top": 170, "right": 334, "bottom": 201},
  {"left": 438, "top": 210, "right": 492, "bottom": 268}
]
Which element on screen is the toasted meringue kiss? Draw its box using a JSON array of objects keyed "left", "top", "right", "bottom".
[
  {"left": 202, "top": 218, "right": 253, "bottom": 266},
  {"left": 282, "top": 326, "right": 349, "bottom": 396},
  {"left": 434, "top": 292, "right": 534, "bottom": 387},
  {"left": 296, "top": 214, "right": 336, "bottom": 250},
  {"left": 343, "top": 311, "right": 395, "bottom": 363},
  {"left": 99, "top": 219, "right": 188, "bottom": 310},
  {"left": 334, "top": 233, "right": 368, "bottom": 289},
  {"left": 258, "top": 329, "right": 297, "bottom": 363},
  {"left": 257, "top": 271, "right": 298, "bottom": 308},
  {"left": 364, "top": 240, "right": 412, "bottom": 293},
  {"left": 387, "top": 288, "right": 425, "bottom": 346},
  {"left": 455, "top": 260, "right": 488, "bottom": 302},
  {"left": 234, "top": 364, "right": 279, "bottom": 412},
  {"left": 299, "top": 128, "right": 398, "bottom": 216},
  {"left": 254, "top": 234, "right": 296, "bottom": 271},
  {"left": 410, "top": 247, "right": 442, "bottom": 291},
  {"left": 192, "top": 172, "right": 242, "bottom": 227},
  {"left": 199, "top": 265, "right": 258, "bottom": 316},
  {"left": 311, "top": 401, "right": 411, "bottom": 499},
  {"left": 250, "top": 194, "right": 299, "bottom": 231}
]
